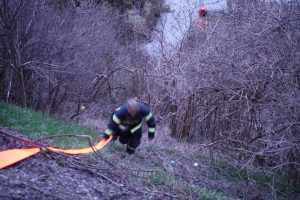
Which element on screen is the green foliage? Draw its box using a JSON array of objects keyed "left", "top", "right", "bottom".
[
  {"left": 252, "top": 173, "right": 300, "bottom": 198},
  {"left": 195, "top": 187, "right": 232, "bottom": 200},
  {"left": 195, "top": 157, "right": 300, "bottom": 198},
  {"left": 0, "top": 101, "right": 100, "bottom": 148},
  {"left": 164, "top": 148, "right": 182, "bottom": 156},
  {"left": 148, "top": 172, "right": 232, "bottom": 200},
  {"left": 216, "top": 162, "right": 300, "bottom": 197},
  {"left": 145, "top": 144, "right": 157, "bottom": 152},
  {"left": 54, "top": 156, "right": 67, "bottom": 167}
]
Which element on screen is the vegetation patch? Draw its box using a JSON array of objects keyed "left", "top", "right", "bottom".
[
  {"left": 148, "top": 172, "right": 233, "bottom": 200},
  {"left": 0, "top": 101, "right": 100, "bottom": 148},
  {"left": 193, "top": 156, "right": 300, "bottom": 198}
]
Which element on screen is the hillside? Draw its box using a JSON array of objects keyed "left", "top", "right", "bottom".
[
  {"left": 1, "top": 102, "right": 300, "bottom": 199},
  {"left": 0, "top": 0, "right": 299, "bottom": 199}
]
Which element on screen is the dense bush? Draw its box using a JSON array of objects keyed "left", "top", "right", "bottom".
[{"left": 149, "top": 1, "right": 300, "bottom": 185}]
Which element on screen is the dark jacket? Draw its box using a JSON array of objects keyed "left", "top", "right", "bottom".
[{"left": 105, "top": 102, "right": 156, "bottom": 136}]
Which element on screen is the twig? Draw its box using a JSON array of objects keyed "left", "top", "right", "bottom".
[
  {"left": 34, "top": 133, "right": 117, "bottom": 167},
  {"left": 70, "top": 157, "right": 116, "bottom": 171},
  {"left": 69, "top": 164, "right": 124, "bottom": 187},
  {"left": 40, "top": 146, "right": 123, "bottom": 185},
  {"left": 124, "top": 167, "right": 160, "bottom": 173},
  {"left": 1, "top": 128, "right": 157, "bottom": 187},
  {"left": 33, "top": 134, "right": 93, "bottom": 143},
  {"left": 0, "top": 127, "right": 41, "bottom": 148},
  {"left": 131, "top": 186, "right": 184, "bottom": 199}
]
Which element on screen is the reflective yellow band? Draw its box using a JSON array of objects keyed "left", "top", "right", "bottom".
[
  {"left": 119, "top": 125, "right": 127, "bottom": 131},
  {"left": 130, "top": 123, "right": 142, "bottom": 133},
  {"left": 113, "top": 114, "right": 121, "bottom": 124},
  {"left": 105, "top": 128, "right": 113, "bottom": 135},
  {"left": 148, "top": 127, "right": 155, "bottom": 133},
  {"left": 144, "top": 112, "right": 153, "bottom": 121}
]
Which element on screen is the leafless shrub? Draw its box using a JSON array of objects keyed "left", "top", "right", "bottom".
[
  {"left": 149, "top": 0, "right": 300, "bottom": 186},
  {"left": 0, "top": 0, "right": 152, "bottom": 116},
  {"left": 1, "top": 0, "right": 299, "bottom": 192}
]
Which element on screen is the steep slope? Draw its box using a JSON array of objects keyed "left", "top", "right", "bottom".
[{"left": 1, "top": 102, "right": 299, "bottom": 199}]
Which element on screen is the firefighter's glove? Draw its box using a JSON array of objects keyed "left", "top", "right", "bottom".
[
  {"left": 148, "top": 132, "right": 155, "bottom": 141},
  {"left": 103, "top": 133, "right": 111, "bottom": 140}
]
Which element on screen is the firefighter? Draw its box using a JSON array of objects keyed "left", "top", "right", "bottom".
[{"left": 103, "top": 98, "right": 156, "bottom": 154}]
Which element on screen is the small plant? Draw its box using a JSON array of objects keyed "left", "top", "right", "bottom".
[
  {"left": 54, "top": 156, "right": 66, "bottom": 167},
  {"left": 145, "top": 144, "right": 157, "bottom": 152}
]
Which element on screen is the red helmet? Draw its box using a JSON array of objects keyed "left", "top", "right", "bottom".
[{"left": 199, "top": 7, "right": 207, "bottom": 17}]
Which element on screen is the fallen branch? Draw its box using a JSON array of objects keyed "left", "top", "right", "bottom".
[
  {"left": 0, "top": 127, "right": 41, "bottom": 148},
  {"left": 130, "top": 185, "right": 185, "bottom": 199},
  {"left": 69, "top": 163, "right": 124, "bottom": 187},
  {"left": 33, "top": 134, "right": 93, "bottom": 144},
  {"left": 34, "top": 133, "right": 117, "bottom": 167}
]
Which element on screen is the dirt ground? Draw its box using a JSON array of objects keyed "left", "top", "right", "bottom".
[
  {"left": 0, "top": 127, "right": 283, "bottom": 200},
  {"left": 0, "top": 129, "right": 186, "bottom": 200}
]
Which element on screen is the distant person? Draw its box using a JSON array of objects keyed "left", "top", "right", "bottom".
[
  {"left": 198, "top": 6, "right": 207, "bottom": 17},
  {"left": 103, "top": 98, "right": 156, "bottom": 154}
]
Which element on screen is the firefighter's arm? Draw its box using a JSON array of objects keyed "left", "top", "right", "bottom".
[
  {"left": 140, "top": 104, "right": 156, "bottom": 140},
  {"left": 103, "top": 108, "right": 124, "bottom": 139}
]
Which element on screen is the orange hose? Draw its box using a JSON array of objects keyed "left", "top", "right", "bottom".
[
  {"left": 0, "top": 148, "right": 41, "bottom": 169},
  {"left": 48, "top": 136, "right": 112, "bottom": 154},
  {"left": 0, "top": 136, "right": 112, "bottom": 169}
]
